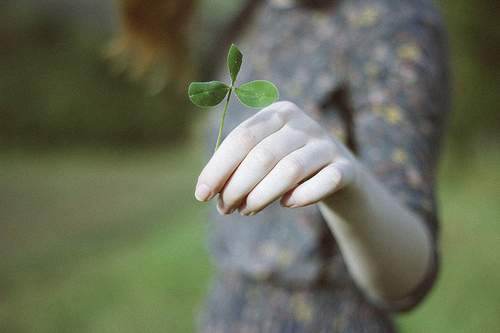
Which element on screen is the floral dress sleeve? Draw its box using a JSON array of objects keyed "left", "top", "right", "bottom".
[{"left": 342, "top": 0, "right": 451, "bottom": 311}]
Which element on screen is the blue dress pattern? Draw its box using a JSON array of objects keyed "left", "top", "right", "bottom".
[{"left": 199, "top": 0, "right": 450, "bottom": 331}]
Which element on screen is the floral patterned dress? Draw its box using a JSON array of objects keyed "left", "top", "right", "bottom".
[{"left": 198, "top": 0, "right": 450, "bottom": 331}]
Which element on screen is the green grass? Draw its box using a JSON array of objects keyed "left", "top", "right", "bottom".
[
  {"left": 0, "top": 143, "right": 213, "bottom": 332},
  {"left": 396, "top": 143, "right": 500, "bottom": 332},
  {"left": 1, "top": 141, "right": 499, "bottom": 332}
]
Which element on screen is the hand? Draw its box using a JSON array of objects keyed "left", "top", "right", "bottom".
[{"left": 194, "top": 101, "right": 356, "bottom": 216}]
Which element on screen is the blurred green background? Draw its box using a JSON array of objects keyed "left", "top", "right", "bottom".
[{"left": 1, "top": 0, "right": 499, "bottom": 332}]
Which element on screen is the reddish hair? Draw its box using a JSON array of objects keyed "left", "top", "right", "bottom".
[{"left": 106, "top": 0, "right": 198, "bottom": 91}]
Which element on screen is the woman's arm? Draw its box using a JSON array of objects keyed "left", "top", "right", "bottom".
[
  {"left": 195, "top": 0, "right": 448, "bottom": 308},
  {"left": 316, "top": 156, "right": 434, "bottom": 302},
  {"left": 194, "top": 101, "right": 434, "bottom": 303}
]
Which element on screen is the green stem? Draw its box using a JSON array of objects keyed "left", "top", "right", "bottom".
[{"left": 215, "top": 88, "right": 232, "bottom": 152}]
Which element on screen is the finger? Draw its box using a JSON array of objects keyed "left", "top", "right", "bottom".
[
  {"left": 280, "top": 159, "right": 355, "bottom": 208},
  {"left": 240, "top": 141, "right": 334, "bottom": 214},
  {"left": 217, "top": 195, "right": 235, "bottom": 215},
  {"left": 195, "top": 107, "right": 286, "bottom": 202},
  {"left": 219, "top": 125, "right": 307, "bottom": 209}
]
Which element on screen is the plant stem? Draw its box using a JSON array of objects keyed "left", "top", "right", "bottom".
[{"left": 215, "top": 88, "right": 233, "bottom": 152}]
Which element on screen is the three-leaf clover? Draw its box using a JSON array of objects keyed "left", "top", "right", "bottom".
[{"left": 188, "top": 44, "right": 279, "bottom": 151}]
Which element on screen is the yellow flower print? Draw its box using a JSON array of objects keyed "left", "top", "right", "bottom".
[
  {"left": 332, "top": 127, "right": 347, "bottom": 145},
  {"left": 364, "top": 61, "right": 380, "bottom": 77},
  {"left": 398, "top": 44, "right": 422, "bottom": 61},
  {"left": 312, "top": 11, "right": 329, "bottom": 26},
  {"left": 353, "top": 6, "right": 380, "bottom": 27},
  {"left": 289, "top": 294, "right": 314, "bottom": 324},
  {"left": 392, "top": 148, "right": 409, "bottom": 164},
  {"left": 277, "top": 249, "right": 294, "bottom": 267},
  {"left": 373, "top": 104, "right": 403, "bottom": 124},
  {"left": 333, "top": 317, "right": 348, "bottom": 331},
  {"left": 384, "top": 105, "right": 403, "bottom": 124}
]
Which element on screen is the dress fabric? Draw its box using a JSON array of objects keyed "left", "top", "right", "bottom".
[{"left": 198, "top": 0, "right": 450, "bottom": 331}]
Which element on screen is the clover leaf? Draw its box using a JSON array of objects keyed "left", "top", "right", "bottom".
[{"left": 188, "top": 44, "right": 279, "bottom": 151}]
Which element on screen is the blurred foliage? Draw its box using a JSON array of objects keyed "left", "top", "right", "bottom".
[
  {"left": 0, "top": 0, "right": 499, "bottom": 151},
  {"left": 0, "top": 1, "right": 499, "bottom": 332},
  {"left": 0, "top": 1, "right": 196, "bottom": 149},
  {"left": 0, "top": 144, "right": 213, "bottom": 332},
  {"left": 1, "top": 142, "right": 499, "bottom": 332},
  {"left": 434, "top": 0, "right": 500, "bottom": 150}
]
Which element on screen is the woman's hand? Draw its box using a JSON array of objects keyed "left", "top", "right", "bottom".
[
  {"left": 194, "top": 101, "right": 356, "bottom": 216},
  {"left": 195, "top": 101, "right": 435, "bottom": 301}
]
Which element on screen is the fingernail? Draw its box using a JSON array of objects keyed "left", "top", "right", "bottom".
[
  {"left": 195, "top": 183, "right": 212, "bottom": 202},
  {"left": 238, "top": 203, "right": 254, "bottom": 216},
  {"left": 280, "top": 195, "right": 294, "bottom": 208},
  {"left": 217, "top": 197, "right": 234, "bottom": 215}
]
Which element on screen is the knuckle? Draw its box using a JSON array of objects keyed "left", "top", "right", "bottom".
[
  {"left": 229, "top": 127, "right": 256, "bottom": 150},
  {"left": 325, "top": 160, "right": 354, "bottom": 190},
  {"left": 274, "top": 101, "right": 301, "bottom": 118},
  {"left": 275, "top": 101, "right": 296, "bottom": 110},
  {"left": 325, "top": 167, "right": 343, "bottom": 189},
  {"left": 249, "top": 146, "right": 277, "bottom": 169},
  {"left": 280, "top": 156, "right": 305, "bottom": 181}
]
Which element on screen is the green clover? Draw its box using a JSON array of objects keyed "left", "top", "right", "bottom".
[{"left": 188, "top": 44, "right": 279, "bottom": 151}]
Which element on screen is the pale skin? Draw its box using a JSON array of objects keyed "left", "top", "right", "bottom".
[{"left": 195, "top": 101, "right": 434, "bottom": 302}]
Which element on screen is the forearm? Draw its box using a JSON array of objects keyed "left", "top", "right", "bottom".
[
  {"left": 318, "top": 159, "right": 434, "bottom": 301},
  {"left": 195, "top": 100, "right": 435, "bottom": 301}
]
